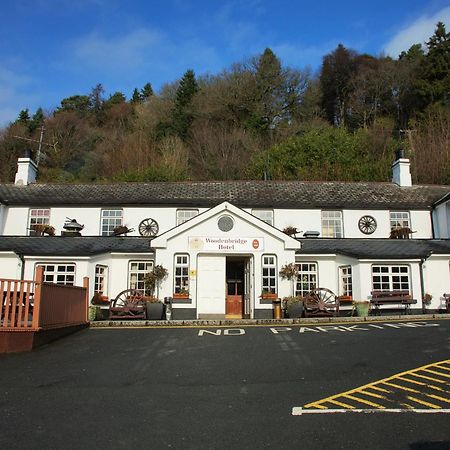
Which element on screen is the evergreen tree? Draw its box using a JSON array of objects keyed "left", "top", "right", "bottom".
[
  {"left": 172, "top": 70, "right": 199, "bottom": 139},
  {"left": 58, "top": 95, "right": 91, "bottom": 114},
  {"left": 131, "top": 88, "right": 141, "bottom": 104},
  {"left": 320, "top": 44, "right": 358, "bottom": 126},
  {"left": 420, "top": 22, "right": 450, "bottom": 106},
  {"left": 29, "top": 107, "right": 44, "bottom": 132},
  {"left": 140, "top": 82, "right": 154, "bottom": 101},
  {"left": 105, "top": 91, "right": 126, "bottom": 107},
  {"left": 16, "top": 109, "right": 30, "bottom": 125}
]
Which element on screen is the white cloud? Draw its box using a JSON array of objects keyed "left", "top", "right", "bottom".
[
  {"left": 0, "top": 68, "right": 37, "bottom": 127},
  {"left": 383, "top": 6, "right": 450, "bottom": 57},
  {"left": 72, "top": 28, "right": 163, "bottom": 72}
]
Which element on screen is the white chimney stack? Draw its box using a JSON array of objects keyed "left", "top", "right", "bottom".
[
  {"left": 14, "top": 150, "right": 38, "bottom": 185},
  {"left": 392, "top": 149, "right": 412, "bottom": 187}
]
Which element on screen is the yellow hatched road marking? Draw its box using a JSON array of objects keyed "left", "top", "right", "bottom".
[
  {"left": 407, "top": 396, "right": 441, "bottom": 409},
  {"left": 426, "top": 394, "right": 450, "bottom": 405},
  {"left": 422, "top": 368, "right": 450, "bottom": 379},
  {"left": 343, "top": 394, "right": 385, "bottom": 408},
  {"left": 327, "top": 399, "right": 355, "bottom": 409},
  {"left": 398, "top": 376, "right": 449, "bottom": 393},
  {"left": 436, "top": 365, "right": 450, "bottom": 372},
  {"left": 383, "top": 381, "right": 419, "bottom": 393},
  {"left": 368, "top": 385, "right": 391, "bottom": 393},
  {"left": 409, "top": 373, "right": 446, "bottom": 384},
  {"left": 303, "top": 359, "right": 450, "bottom": 410},
  {"left": 357, "top": 390, "right": 386, "bottom": 400}
]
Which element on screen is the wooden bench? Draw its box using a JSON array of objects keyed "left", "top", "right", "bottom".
[
  {"left": 444, "top": 293, "right": 450, "bottom": 312},
  {"left": 370, "top": 290, "right": 417, "bottom": 315}
]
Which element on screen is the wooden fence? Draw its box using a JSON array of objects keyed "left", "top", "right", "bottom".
[{"left": 0, "top": 266, "right": 89, "bottom": 331}]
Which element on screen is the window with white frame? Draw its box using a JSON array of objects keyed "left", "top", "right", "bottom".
[
  {"left": 262, "top": 255, "right": 277, "bottom": 294},
  {"left": 252, "top": 210, "right": 274, "bottom": 226},
  {"left": 177, "top": 209, "right": 198, "bottom": 226},
  {"left": 174, "top": 254, "right": 189, "bottom": 294},
  {"left": 101, "top": 209, "right": 123, "bottom": 236},
  {"left": 372, "top": 265, "right": 410, "bottom": 292},
  {"left": 37, "top": 263, "right": 76, "bottom": 285},
  {"left": 94, "top": 265, "right": 108, "bottom": 295},
  {"left": 390, "top": 211, "right": 410, "bottom": 230},
  {"left": 29, "top": 208, "right": 50, "bottom": 235},
  {"left": 321, "top": 211, "right": 343, "bottom": 238},
  {"left": 295, "top": 262, "right": 317, "bottom": 296},
  {"left": 128, "top": 261, "right": 154, "bottom": 295},
  {"left": 339, "top": 266, "right": 353, "bottom": 297}
]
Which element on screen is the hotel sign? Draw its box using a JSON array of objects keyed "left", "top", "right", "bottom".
[{"left": 189, "top": 237, "right": 264, "bottom": 252}]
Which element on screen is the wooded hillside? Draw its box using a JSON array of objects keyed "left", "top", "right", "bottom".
[{"left": 1, "top": 23, "right": 448, "bottom": 185}]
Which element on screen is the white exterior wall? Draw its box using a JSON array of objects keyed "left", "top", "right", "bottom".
[
  {"left": 1, "top": 205, "right": 436, "bottom": 239},
  {"left": 433, "top": 202, "right": 450, "bottom": 239},
  {"left": 422, "top": 256, "right": 450, "bottom": 310},
  {"left": 0, "top": 252, "right": 23, "bottom": 279}
]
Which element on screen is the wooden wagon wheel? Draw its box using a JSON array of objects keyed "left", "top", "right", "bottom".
[
  {"left": 139, "top": 218, "right": 159, "bottom": 237},
  {"left": 112, "top": 289, "right": 145, "bottom": 308},
  {"left": 358, "top": 215, "right": 377, "bottom": 235},
  {"left": 305, "top": 288, "right": 338, "bottom": 315}
]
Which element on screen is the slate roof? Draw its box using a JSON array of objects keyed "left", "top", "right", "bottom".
[
  {"left": 0, "top": 236, "right": 153, "bottom": 256},
  {"left": 0, "top": 236, "right": 448, "bottom": 260},
  {"left": 297, "top": 238, "right": 450, "bottom": 259},
  {"left": 0, "top": 181, "right": 448, "bottom": 209}
]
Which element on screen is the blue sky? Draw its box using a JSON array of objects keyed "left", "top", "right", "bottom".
[{"left": 1, "top": 0, "right": 449, "bottom": 126}]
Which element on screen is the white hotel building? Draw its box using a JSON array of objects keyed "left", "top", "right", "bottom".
[{"left": 0, "top": 153, "right": 448, "bottom": 319}]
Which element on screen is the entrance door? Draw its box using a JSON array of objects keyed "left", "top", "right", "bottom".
[{"left": 226, "top": 259, "right": 245, "bottom": 318}]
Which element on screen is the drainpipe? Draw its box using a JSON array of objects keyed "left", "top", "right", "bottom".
[
  {"left": 430, "top": 210, "right": 436, "bottom": 239},
  {"left": 419, "top": 252, "right": 432, "bottom": 313},
  {"left": 18, "top": 253, "right": 25, "bottom": 279}
]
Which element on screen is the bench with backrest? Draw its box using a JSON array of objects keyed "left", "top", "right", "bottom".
[
  {"left": 370, "top": 290, "right": 417, "bottom": 315},
  {"left": 444, "top": 293, "right": 450, "bottom": 312}
]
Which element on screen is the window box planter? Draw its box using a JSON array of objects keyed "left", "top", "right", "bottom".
[
  {"left": 173, "top": 292, "right": 190, "bottom": 300},
  {"left": 338, "top": 295, "right": 353, "bottom": 303},
  {"left": 260, "top": 293, "right": 279, "bottom": 300}
]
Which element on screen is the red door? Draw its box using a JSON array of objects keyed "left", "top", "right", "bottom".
[{"left": 226, "top": 280, "right": 243, "bottom": 318}]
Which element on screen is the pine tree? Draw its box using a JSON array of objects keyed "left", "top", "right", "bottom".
[
  {"left": 420, "top": 22, "right": 450, "bottom": 106},
  {"left": 29, "top": 107, "right": 44, "bottom": 132},
  {"left": 140, "top": 82, "right": 153, "bottom": 101},
  {"left": 131, "top": 88, "right": 141, "bottom": 104},
  {"left": 172, "top": 70, "right": 199, "bottom": 139},
  {"left": 105, "top": 91, "right": 126, "bottom": 107},
  {"left": 16, "top": 109, "right": 30, "bottom": 125}
]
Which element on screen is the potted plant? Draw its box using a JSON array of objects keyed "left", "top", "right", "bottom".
[
  {"left": 144, "top": 264, "right": 168, "bottom": 320},
  {"left": 260, "top": 289, "right": 278, "bottom": 300},
  {"left": 283, "top": 296, "right": 304, "bottom": 318},
  {"left": 352, "top": 300, "right": 370, "bottom": 317},
  {"left": 423, "top": 293, "right": 432, "bottom": 312},
  {"left": 279, "top": 263, "right": 298, "bottom": 296},
  {"left": 173, "top": 287, "right": 189, "bottom": 299}
]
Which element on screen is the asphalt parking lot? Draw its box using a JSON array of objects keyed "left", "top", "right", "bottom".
[{"left": 1, "top": 319, "right": 450, "bottom": 449}]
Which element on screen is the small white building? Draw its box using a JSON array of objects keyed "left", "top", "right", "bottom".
[{"left": 0, "top": 153, "right": 448, "bottom": 318}]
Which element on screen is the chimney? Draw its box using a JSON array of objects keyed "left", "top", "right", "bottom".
[
  {"left": 392, "top": 148, "right": 412, "bottom": 187},
  {"left": 14, "top": 150, "right": 38, "bottom": 185}
]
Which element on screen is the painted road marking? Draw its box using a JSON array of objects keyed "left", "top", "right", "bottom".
[
  {"left": 293, "top": 408, "right": 450, "bottom": 415},
  {"left": 197, "top": 322, "right": 441, "bottom": 336},
  {"left": 292, "top": 359, "right": 450, "bottom": 415}
]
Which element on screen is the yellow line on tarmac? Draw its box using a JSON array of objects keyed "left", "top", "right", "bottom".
[
  {"left": 436, "top": 365, "right": 450, "bottom": 372},
  {"left": 327, "top": 399, "right": 355, "bottom": 409},
  {"left": 357, "top": 390, "right": 386, "bottom": 399},
  {"left": 426, "top": 394, "right": 450, "bottom": 405},
  {"left": 343, "top": 394, "right": 385, "bottom": 409},
  {"left": 423, "top": 368, "right": 450, "bottom": 379},
  {"left": 409, "top": 373, "right": 447, "bottom": 384},
  {"left": 397, "top": 376, "right": 449, "bottom": 393},
  {"left": 303, "top": 359, "right": 450, "bottom": 410},
  {"left": 407, "top": 396, "right": 441, "bottom": 409}
]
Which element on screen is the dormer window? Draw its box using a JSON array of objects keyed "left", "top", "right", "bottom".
[
  {"left": 177, "top": 209, "right": 198, "bottom": 226},
  {"left": 321, "top": 211, "right": 343, "bottom": 238},
  {"left": 101, "top": 209, "right": 123, "bottom": 236},
  {"left": 252, "top": 209, "right": 274, "bottom": 226},
  {"left": 390, "top": 211, "right": 410, "bottom": 230},
  {"left": 29, "top": 208, "right": 50, "bottom": 235}
]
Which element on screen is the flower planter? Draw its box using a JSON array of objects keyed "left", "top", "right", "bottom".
[
  {"left": 286, "top": 302, "right": 304, "bottom": 318},
  {"left": 173, "top": 293, "right": 190, "bottom": 300},
  {"left": 146, "top": 302, "right": 164, "bottom": 320},
  {"left": 260, "top": 293, "right": 278, "bottom": 300},
  {"left": 354, "top": 301, "right": 370, "bottom": 317}
]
